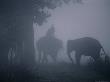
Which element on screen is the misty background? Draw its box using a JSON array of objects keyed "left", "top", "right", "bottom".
[
  {"left": 34, "top": 0, "right": 110, "bottom": 63},
  {"left": 0, "top": 0, "right": 110, "bottom": 81}
]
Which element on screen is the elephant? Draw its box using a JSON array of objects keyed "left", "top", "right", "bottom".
[
  {"left": 36, "top": 36, "right": 63, "bottom": 63},
  {"left": 67, "top": 37, "right": 106, "bottom": 65}
]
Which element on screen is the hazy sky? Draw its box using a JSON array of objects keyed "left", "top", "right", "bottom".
[{"left": 34, "top": 0, "right": 110, "bottom": 62}]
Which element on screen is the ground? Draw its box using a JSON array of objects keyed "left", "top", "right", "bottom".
[
  {"left": 33, "top": 62, "right": 110, "bottom": 82},
  {"left": 0, "top": 62, "right": 110, "bottom": 82}
]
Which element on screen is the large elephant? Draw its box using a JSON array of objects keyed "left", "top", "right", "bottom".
[
  {"left": 37, "top": 36, "right": 63, "bottom": 63},
  {"left": 67, "top": 37, "right": 106, "bottom": 65}
]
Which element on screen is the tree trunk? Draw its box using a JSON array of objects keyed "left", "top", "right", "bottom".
[
  {"left": 0, "top": 0, "right": 35, "bottom": 68},
  {"left": 22, "top": 15, "right": 35, "bottom": 67}
]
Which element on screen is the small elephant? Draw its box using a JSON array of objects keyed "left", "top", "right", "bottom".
[{"left": 67, "top": 37, "right": 106, "bottom": 65}]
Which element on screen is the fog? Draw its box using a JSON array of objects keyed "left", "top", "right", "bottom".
[{"left": 34, "top": 0, "right": 110, "bottom": 64}]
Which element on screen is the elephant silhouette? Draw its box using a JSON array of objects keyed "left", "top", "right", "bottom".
[
  {"left": 36, "top": 27, "right": 63, "bottom": 63},
  {"left": 67, "top": 37, "right": 106, "bottom": 65}
]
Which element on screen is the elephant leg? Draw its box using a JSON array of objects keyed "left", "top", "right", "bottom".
[
  {"left": 91, "top": 50, "right": 100, "bottom": 64},
  {"left": 75, "top": 52, "right": 81, "bottom": 66},
  {"left": 42, "top": 53, "right": 48, "bottom": 64},
  {"left": 38, "top": 51, "right": 42, "bottom": 63},
  {"left": 68, "top": 51, "right": 74, "bottom": 64},
  {"left": 51, "top": 54, "right": 57, "bottom": 63}
]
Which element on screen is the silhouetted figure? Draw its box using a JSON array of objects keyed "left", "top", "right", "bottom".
[
  {"left": 37, "top": 26, "right": 63, "bottom": 63},
  {"left": 67, "top": 37, "right": 106, "bottom": 65}
]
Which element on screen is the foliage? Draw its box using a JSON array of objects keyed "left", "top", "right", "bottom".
[{"left": 33, "top": 0, "right": 82, "bottom": 25}]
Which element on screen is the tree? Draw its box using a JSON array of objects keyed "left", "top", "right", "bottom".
[{"left": 0, "top": 0, "right": 82, "bottom": 68}]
